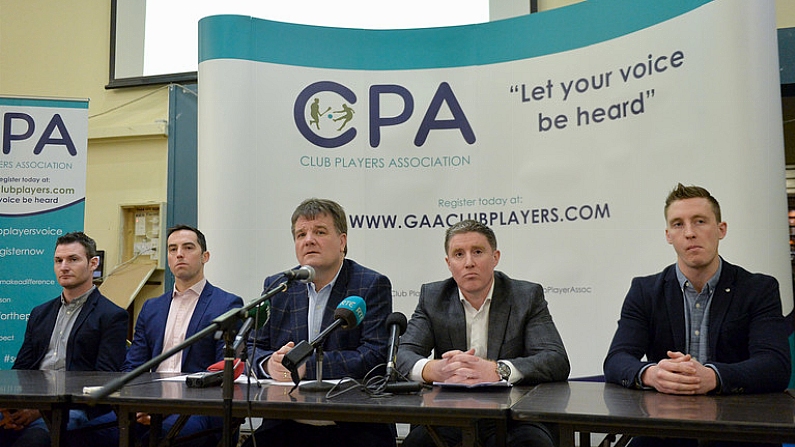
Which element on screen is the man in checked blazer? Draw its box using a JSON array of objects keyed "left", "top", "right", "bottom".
[
  {"left": 396, "top": 219, "right": 570, "bottom": 447},
  {"left": 603, "top": 183, "right": 790, "bottom": 447},
  {"left": 245, "top": 198, "right": 395, "bottom": 447}
]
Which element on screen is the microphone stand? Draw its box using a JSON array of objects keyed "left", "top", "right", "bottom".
[
  {"left": 87, "top": 280, "right": 290, "bottom": 447},
  {"left": 299, "top": 344, "right": 333, "bottom": 392}
]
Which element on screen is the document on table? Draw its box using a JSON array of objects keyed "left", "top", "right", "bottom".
[
  {"left": 433, "top": 381, "right": 512, "bottom": 389},
  {"left": 154, "top": 374, "right": 271, "bottom": 384}
]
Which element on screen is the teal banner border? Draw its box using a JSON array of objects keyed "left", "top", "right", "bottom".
[{"left": 199, "top": 0, "right": 712, "bottom": 70}]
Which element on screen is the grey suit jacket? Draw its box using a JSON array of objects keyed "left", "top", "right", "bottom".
[{"left": 396, "top": 271, "right": 570, "bottom": 384}]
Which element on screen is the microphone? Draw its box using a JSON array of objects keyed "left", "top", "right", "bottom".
[
  {"left": 228, "top": 299, "right": 271, "bottom": 358},
  {"left": 283, "top": 265, "right": 315, "bottom": 283},
  {"left": 282, "top": 296, "right": 366, "bottom": 375},
  {"left": 384, "top": 312, "right": 407, "bottom": 382},
  {"left": 246, "top": 299, "right": 271, "bottom": 329},
  {"left": 231, "top": 317, "right": 254, "bottom": 358}
]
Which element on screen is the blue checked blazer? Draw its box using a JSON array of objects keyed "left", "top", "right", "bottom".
[
  {"left": 603, "top": 259, "right": 791, "bottom": 394},
  {"left": 249, "top": 258, "right": 392, "bottom": 380}
]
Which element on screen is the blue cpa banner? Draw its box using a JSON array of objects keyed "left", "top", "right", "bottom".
[{"left": 0, "top": 96, "right": 88, "bottom": 369}]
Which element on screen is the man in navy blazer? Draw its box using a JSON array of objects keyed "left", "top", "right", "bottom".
[
  {"left": 604, "top": 184, "right": 791, "bottom": 446},
  {"left": 122, "top": 273, "right": 243, "bottom": 373},
  {"left": 73, "top": 225, "right": 243, "bottom": 447},
  {"left": 245, "top": 198, "right": 394, "bottom": 447},
  {"left": 397, "top": 220, "right": 570, "bottom": 447},
  {"left": 2, "top": 232, "right": 128, "bottom": 447}
]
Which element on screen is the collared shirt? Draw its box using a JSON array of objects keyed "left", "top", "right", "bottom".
[
  {"left": 157, "top": 278, "right": 206, "bottom": 372},
  {"left": 307, "top": 264, "right": 342, "bottom": 341},
  {"left": 637, "top": 260, "right": 724, "bottom": 389},
  {"left": 459, "top": 285, "right": 494, "bottom": 359},
  {"left": 676, "top": 259, "right": 722, "bottom": 364},
  {"left": 40, "top": 286, "right": 94, "bottom": 371},
  {"left": 411, "top": 278, "right": 522, "bottom": 384}
]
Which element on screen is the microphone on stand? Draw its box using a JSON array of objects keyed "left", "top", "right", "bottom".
[
  {"left": 195, "top": 297, "right": 273, "bottom": 388},
  {"left": 282, "top": 265, "right": 315, "bottom": 283},
  {"left": 231, "top": 291, "right": 271, "bottom": 360},
  {"left": 384, "top": 312, "right": 407, "bottom": 382},
  {"left": 240, "top": 265, "right": 310, "bottom": 358},
  {"left": 382, "top": 312, "right": 424, "bottom": 394},
  {"left": 282, "top": 296, "right": 366, "bottom": 391}
]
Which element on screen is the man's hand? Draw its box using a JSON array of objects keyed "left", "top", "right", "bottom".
[
  {"left": 0, "top": 409, "right": 41, "bottom": 431},
  {"left": 422, "top": 349, "right": 500, "bottom": 384},
  {"left": 268, "top": 342, "right": 307, "bottom": 382},
  {"left": 136, "top": 412, "right": 151, "bottom": 425},
  {"left": 641, "top": 351, "right": 718, "bottom": 395}
]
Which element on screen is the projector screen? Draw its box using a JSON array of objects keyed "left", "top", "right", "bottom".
[{"left": 109, "top": 0, "right": 489, "bottom": 87}]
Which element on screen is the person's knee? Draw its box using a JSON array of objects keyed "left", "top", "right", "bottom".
[
  {"left": 507, "top": 424, "right": 554, "bottom": 447},
  {"left": 13, "top": 427, "right": 51, "bottom": 447}
]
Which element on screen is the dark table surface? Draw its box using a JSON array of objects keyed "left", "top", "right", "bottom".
[
  {"left": 511, "top": 381, "right": 795, "bottom": 445},
  {"left": 67, "top": 372, "right": 530, "bottom": 447},
  {"left": 69, "top": 372, "right": 527, "bottom": 425}
]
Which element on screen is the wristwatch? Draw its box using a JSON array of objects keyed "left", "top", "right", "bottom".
[{"left": 496, "top": 361, "right": 511, "bottom": 382}]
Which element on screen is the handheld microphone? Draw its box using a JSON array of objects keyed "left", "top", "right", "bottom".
[
  {"left": 384, "top": 312, "right": 407, "bottom": 382},
  {"left": 282, "top": 296, "right": 366, "bottom": 375},
  {"left": 283, "top": 265, "right": 315, "bottom": 283}
]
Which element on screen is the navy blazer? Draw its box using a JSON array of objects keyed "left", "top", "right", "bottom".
[
  {"left": 14, "top": 288, "right": 128, "bottom": 372},
  {"left": 603, "top": 259, "right": 791, "bottom": 394},
  {"left": 249, "top": 258, "right": 392, "bottom": 380},
  {"left": 396, "top": 271, "right": 571, "bottom": 384},
  {"left": 123, "top": 281, "right": 243, "bottom": 373}
]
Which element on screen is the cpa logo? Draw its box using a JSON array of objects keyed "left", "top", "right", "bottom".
[{"left": 294, "top": 81, "right": 476, "bottom": 149}]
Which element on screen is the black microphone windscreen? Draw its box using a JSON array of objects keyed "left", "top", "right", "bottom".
[
  {"left": 332, "top": 296, "right": 366, "bottom": 329},
  {"left": 385, "top": 312, "right": 407, "bottom": 335},
  {"left": 333, "top": 307, "right": 358, "bottom": 329}
]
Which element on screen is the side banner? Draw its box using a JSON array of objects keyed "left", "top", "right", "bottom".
[
  {"left": 197, "top": 0, "right": 791, "bottom": 376},
  {"left": 0, "top": 96, "right": 88, "bottom": 369}
]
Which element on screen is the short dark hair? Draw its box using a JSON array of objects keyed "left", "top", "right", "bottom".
[
  {"left": 444, "top": 220, "right": 498, "bottom": 254},
  {"left": 167, "top": 224, "right": 207, "bottom": 252},
  {"left": 291, "top": 198, "right": 348, "bottom": 255},
  {"left": 664, "top": 183, "right": 722, "bottom": 222},
  {"left": 56, "top": 231, "right": 97, "bottom": 259}
]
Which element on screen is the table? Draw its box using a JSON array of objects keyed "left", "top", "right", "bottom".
[
  {"left": 0, "top": 369, "right": 70, "bottom": 447},
  {"left": 69, "top": 373, "right": 529, "bottom": 447},
  {"left": 511, "top": 381, "right": 795, "bottom": 447}
]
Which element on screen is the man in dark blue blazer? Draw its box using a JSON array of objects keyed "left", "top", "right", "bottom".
[
  {"left": 245, "top": 198, "right": 395, "bottom": 447},
  {"left": 1, "top": 232, "right": 128, "bottom": 447},
  {"left": 72, "top": 225, "right": 243, "bottom": 447},
  {"left": 397, "top": 219, "right": 570, "bottom": 447},
  {"left": 604, "top": 184, "right": 791, "bottom": 447}
]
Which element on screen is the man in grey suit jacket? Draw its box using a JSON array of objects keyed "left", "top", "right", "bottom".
[
  {"left": 603, "top": 183, "right": 790, "bottom": 447},
  {"left": 397, "top": 219, "right": 570, "bottom": 447}
]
